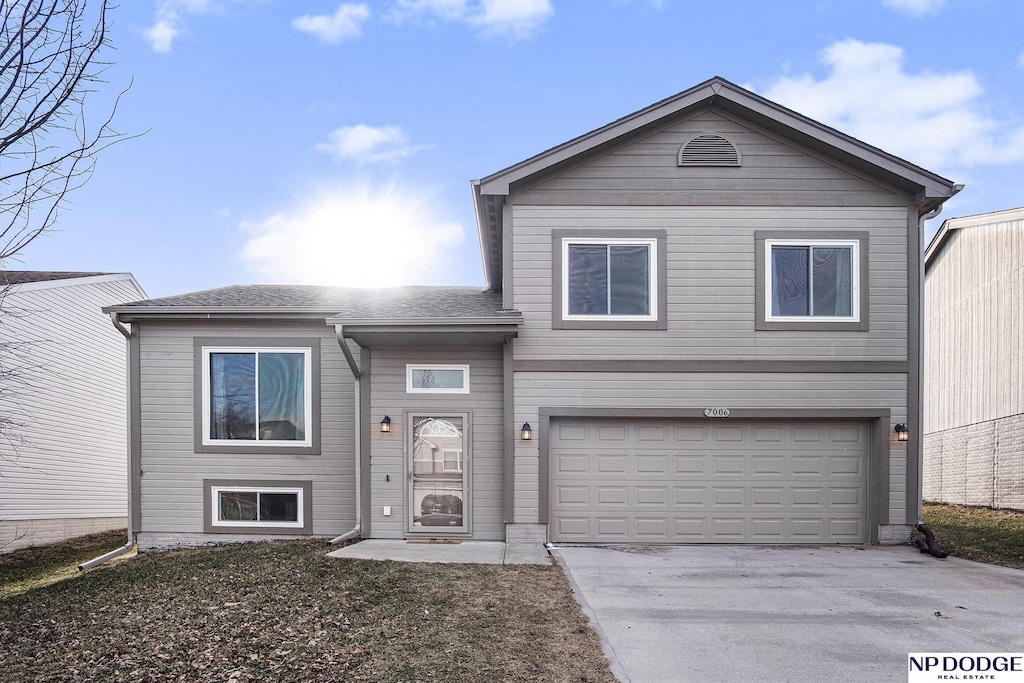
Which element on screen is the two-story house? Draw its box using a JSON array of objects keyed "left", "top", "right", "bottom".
[{"left": 106, "top": 78, "right": 959, "bottom": 550}]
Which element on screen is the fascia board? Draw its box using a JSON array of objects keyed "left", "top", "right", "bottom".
[
  {"left": 477, "top": 76, "right": 955, "bottom": 203},
  {"left": 477, "top": 81, "right": 720, "bottom": 196},
  {"left": 715, "top": 90, "right": 956, "bottom": 201},
  {"left": 327, "top": 316, "right": 522, "bottom": 327},
  {"left": 102, "top": 306, "right": 346, "bottom": 322}
]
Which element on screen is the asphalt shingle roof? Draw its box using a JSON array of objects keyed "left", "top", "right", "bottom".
[
  {"left": 111, "top": 285, "right": 519, "bottom": 320},
  {"left": 1, "top": 271, "right": 110, "bottom": 285}
]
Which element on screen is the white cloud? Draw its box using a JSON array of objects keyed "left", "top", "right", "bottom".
[
  {"left": 881, "top": 0, "right": 945, "bottom": 17},
  {"left": 292, "top": 4, "right": 371, "bottom": 44},
  {"left": 143, "top": 0, "right": 216, "bottom": 53},
  {"left": 316, "top": 125, "right": 427, "bottom": 163},
  {"left": 240, "top": 184, "right": 464, "bottom": 287},
  {"left": 390, "top": 0, "right": 553, "bottom": 39},
  {"left": 1018, "top": 50, "right": 1024, "bottom": 69},
  {"left": 758, "top": 39, "right": 1024, "bottom": 173}
]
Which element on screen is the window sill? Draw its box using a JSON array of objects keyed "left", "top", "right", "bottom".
[
  {"left": 756, "top": 319, "right": 869, "bottom": 332},
  {"left": 554, "top": 318, "right": 667, "bottom": 331}
]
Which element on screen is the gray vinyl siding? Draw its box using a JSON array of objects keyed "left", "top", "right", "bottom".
[
  {"left": 0, "top": 276, "right": 144, "bottom": 537},
  {"left": 512, "top": 205, "right": 910, "bottom": 361},
  {"left": 369, "top": 347, "right": 505, "bottom": 541},
  {"left": 924, "top": 220, "right": 1024, "bottom": 433},
  {"left": 515, "top": 110, "right": 906, "bottom": 208},
  {"left": 512, "top": 372, "right": 909, "bottom": 527},
  {"left": 504, "top": 106, "right": 917, "bottom": 543},
  {"left": 137, "top": 322, "right": 356, "bottom": 537}
]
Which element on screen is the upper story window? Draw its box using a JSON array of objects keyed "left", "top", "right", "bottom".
[
  {"left": 755, "top": 232, "right": 869, "bottom": 332},
  {"left": 407, "top": 364, "right": 470, "bottom": 394},
  {"left": 201, "top": 346, "right": 314, "bottom": 448},
  {"left": 552, "top": 230, "right": 667, "bottom": 330}
]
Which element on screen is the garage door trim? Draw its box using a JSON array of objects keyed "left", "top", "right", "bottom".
[{"left": 538, "top": 407, "right": 890, "bottom": 544}]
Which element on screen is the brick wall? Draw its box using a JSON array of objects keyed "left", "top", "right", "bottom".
[
  {"left": 0, "top": 517, "right": 127, "bottom": 554},
  {"left": 923, "top": 412, "right": 1024, "bottom": 511}
]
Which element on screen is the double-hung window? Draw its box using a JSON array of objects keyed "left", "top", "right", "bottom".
[
  {"left": 197, "top": 341, "right": 317, "bottom": 451},
  {"left": 554, "top": 231, "right": 666, "bottom": 330},
  {"left": 756, "top": 232, "right": 868, "bottom": 331}
]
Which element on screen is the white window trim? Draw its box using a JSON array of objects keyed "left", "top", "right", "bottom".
[
  {"left": 210, "top": 485, "right": 305, "bottom": 529},
  {"left": 201, "top": 346, "right": 314, "bottom": 448},
  {"left": 764, "top": 239, "right": 861, "bottom": 323},
  {"left": 561, "top": 237, "right": 659, "bottom": 322},
  {"left": 406, "top": 364, "right": 470, "bottom": 394}
]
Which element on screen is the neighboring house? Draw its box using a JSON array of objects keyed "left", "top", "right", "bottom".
[
  {"left": 923, "top": 207, "right": 1024, "bottom": 511},
  {"left": 0, "top": 272, "right": 147, "bottom": 552},
  {"left": 106, "top": 77, "right": 959, "bottom": 551}
]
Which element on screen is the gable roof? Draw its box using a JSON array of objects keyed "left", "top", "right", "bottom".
[
  {"left": 472, "top": 76, "right": 961, "bottom": 291},
  {"left": 924, "top": 206, "right": 1024, "bottom": 270}
]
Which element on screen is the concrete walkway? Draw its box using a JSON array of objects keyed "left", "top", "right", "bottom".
[
  {"left": 326, "top": 539, "right": 551, "bottom": 565},
  {"left": 552, "top": 544, "right": 1024, "bottom": 683}
]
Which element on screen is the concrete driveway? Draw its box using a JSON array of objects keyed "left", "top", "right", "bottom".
[{"left": 550, "top": 544, "right": 1024, "bottom": 683}]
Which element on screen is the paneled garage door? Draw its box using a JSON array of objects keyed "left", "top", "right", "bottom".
[{"left": 549, "top": 420, "right": 868, "bottom": 543}]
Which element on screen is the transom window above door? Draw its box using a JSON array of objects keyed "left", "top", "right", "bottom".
[
  {"left": 553, "top": 230, "right": 667, "bottom": 330},
  {"left": 407, "top": 365, "right": 470, "bottom": 394}
]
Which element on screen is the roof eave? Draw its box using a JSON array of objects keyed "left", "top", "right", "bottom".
[
  {"left": 475, "top": 76, "right": 957, "bottom": 208},
  {"left": 103, "top": 306, "right": 346, "bottom": 322}
]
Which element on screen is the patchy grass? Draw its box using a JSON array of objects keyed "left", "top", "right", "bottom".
[
  {"left": 922, "top": 503, "right": 1024, "bottom": 570},
  {"left": 0, "top": 529, "right": 129, "bottom": 599},
  {"left": 0, "top": 539, "right": 614, "bottom": 682}
]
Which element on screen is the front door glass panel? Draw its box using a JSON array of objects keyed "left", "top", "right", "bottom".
[{"left": 411, "top": 416, "right": 465, "bottom": 530}]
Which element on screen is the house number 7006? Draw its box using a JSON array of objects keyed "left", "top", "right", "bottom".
[{"left": 704, "top": 408, "right": 730, "bottom": 418}]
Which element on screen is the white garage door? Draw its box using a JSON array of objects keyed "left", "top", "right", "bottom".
[{"left": 549, "top": 419, "right": 868, "bottom": 543}]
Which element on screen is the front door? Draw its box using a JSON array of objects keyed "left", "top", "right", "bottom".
[{"left": 409, "top": 415, "right": 468, "bottom": 533}]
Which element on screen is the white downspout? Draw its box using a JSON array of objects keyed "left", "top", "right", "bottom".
[
  {"left": 330, "top": 324, "right": 362, "bottom": 544},
  {"left": 79, "top": 313, "right": 135, "bottom": 570},
  {"left": 915, "top": 204, "right": 943, "bottom": 526}
]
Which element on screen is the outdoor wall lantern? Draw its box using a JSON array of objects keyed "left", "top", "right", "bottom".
[
  {"left": 521, "top": 422, "right": 533, "bottom": 441},
  {"left": 380, "top": 415, "right": 392, "bottom": 433},
  {"left": 895, "top": 423, "right": 909, "bottom": 442}
]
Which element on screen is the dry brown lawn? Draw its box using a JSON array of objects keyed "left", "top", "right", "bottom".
[{"left": 0, "top": 536, "right": 615, "bottom": 682}]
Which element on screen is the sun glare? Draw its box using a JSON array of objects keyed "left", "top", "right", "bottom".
[{"left": 240, "top": 184, "right": 464, "bottom": 288}]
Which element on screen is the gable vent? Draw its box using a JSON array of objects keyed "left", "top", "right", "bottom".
[{"left": 677, "top": 133, "right": 741, "bottom": 167}]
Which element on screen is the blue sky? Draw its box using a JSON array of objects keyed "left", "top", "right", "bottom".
[{"left": 15, "top": 0, "right": 1024, "bottom": 298}]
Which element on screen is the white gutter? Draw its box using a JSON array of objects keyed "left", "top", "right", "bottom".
[
  {"left": 329, "top": 325, "right": 362, "bottom": 544},
  {"left": 79, "top": 313, "right": 135, "bottom": 570}
]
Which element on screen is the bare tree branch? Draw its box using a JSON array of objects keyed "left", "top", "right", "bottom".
[{"left": 0, "top": 0, "right": 132, "bottom": 265}]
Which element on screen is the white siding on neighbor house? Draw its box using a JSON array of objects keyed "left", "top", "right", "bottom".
[
  {"left": 923, "top": 212, "right": 1024, "bottom": 511},
  {"left": 512, "top": 372, "right": 909, "bottom": 527},
  {"left": 137, "top": 322, "right": 356, "bottom": 539},
  {"left": 369, "top": 347, "right": 505, "bottom": 541},
  {"left": 511, "top": 205, "right": 910, "bottom": 361},
  {"left": 0, "top": 275, "right": 144, "bottom": 551},
  {"left": 924, "top": 219, "right": 1024, "bottom": 433}
]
